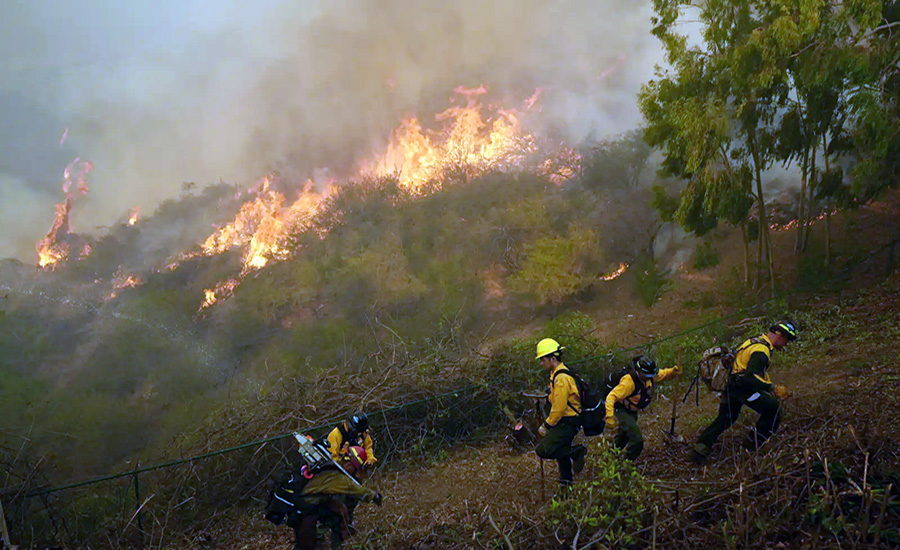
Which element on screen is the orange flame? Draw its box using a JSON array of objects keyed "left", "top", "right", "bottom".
[
  {"left": 191, "top": 176, "right": 333, "bottom": 275},
  {"left": 368, "top": 86, "right": 538, "bottom": 192},
  {"left": 128, "top": 206, "right": 141, "bottom": 226},
  {"left": 769, "top": 210, "right": 837, "bottom": 232},
  {"left": 199, "top": 277, "right": 239, "bottom": 311},
  {"left": 191, "top": 86, "right": 574, "bottom": 310},
  {"left": 36, "top": 158, "right": 93, "bottom": 268},
  {"left": 106, "top": 267, "right": 143, "bottom": 300},
  {"left": 599, "top": 262, "right": 629, "bottom": 281}
]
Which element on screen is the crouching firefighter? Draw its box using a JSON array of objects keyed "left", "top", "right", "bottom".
[
  {"left": 534, "top": 338, "right": 587, "bottom": 486},
  {"left": 688, "top": 320, "right": 798, "bottom": 464},
  {"left": 266, "top": 437, "right": 382, "bottom": 550},
  {"left": 326, "top": 412, "right": 377, "bottom": 469},
  {"left": 604, "top": 355, "right": 681, "bottom": 460}
]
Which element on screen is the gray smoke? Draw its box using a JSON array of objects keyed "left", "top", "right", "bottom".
[{"left": 1, "top": 0, "right": 663, "bottom": 262}]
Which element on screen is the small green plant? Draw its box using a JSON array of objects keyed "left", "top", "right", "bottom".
[
  {"left": 633, "top": 255, "right": 670, "bottom": 307},
  {"left": 692, "top": 238, "right": 720, "bottom": 270},
  {"left": 546, "top": 447, "right": 659, "bottom": 547}
]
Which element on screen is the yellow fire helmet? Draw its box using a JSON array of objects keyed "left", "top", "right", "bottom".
[{"left": 535, "top": 338, "right": 564, "bottom": 360}]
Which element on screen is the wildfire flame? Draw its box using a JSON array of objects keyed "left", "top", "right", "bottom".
[
  {"left": 128, "top": 206, "right": 141, "bottom": 226},
  {"left": 199, "top": 277, "right": 239, "bottom": 311},
  {"left": 769, "top": 210, "right": 837, "bottom": 232},
  {"left": 36, "top": 157, "right": 93, "bottom": 269},
  {"left": 106, "top": 267, "right": 143, "bottom": 300},
  {"left": 185, "top": 86, "right": 573, "bottom": 310},
  {"left": 368, "top": 85, "right": 538, "bottom": 192},
  {"left": 599, "top": 262, "right": 629, "bottom": 281}
]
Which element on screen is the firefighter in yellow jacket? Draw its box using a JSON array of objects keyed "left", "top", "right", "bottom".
[
  {"left": 688, "top": 320, "right": 798, "bottom": 464},
  {"left": 326, "top": 413, "right": 377, "bottom": 468},
  {"left": 534, "top": 338, "right": 587, "bottom": 486},
  {"left": 604, "top": 355, "right": 681, "bottom": 460}
]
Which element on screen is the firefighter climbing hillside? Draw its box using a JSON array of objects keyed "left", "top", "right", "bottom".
[
  {"left": 534, "top": 338, "right": 587, "bottom": 486},
  {"left": 688, "top": 320, "right": 798, "bottom": 464},
  {"left": 604, "top": 355, "right": 681, "bottom": 460},
  {"left": 326, "top": 412, "right": 377, "bottom": 468}
]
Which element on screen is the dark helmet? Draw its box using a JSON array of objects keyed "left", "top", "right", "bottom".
[
  {"left": 632, "top": 355, "right": 659, "bottom": 378},
  {"left": 770, "top": 320, "right": 798, "bottom": 341},
  {"left": 347, "top": 412, "right": 369, "bottom": 433}
]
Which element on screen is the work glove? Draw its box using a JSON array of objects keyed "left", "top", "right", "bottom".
[
  {"left": 672, "top": 363, "right": 682, "bottom": 376},
  {"left": 605, "top": 415, "right": 617, "bottom": 433},
  {"left": 538, "top": 423, "right": 550, "bottom": 437},
  {"left": 773, "top": 385, "right": 792, "bottom": 400},
  {"left": 365, "top": 456, "right": 377, "bottom": 466},
  {"left": 373, "top": 493, "right": 383, "bottom": 506}
]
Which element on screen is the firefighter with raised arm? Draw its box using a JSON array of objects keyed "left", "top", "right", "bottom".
[
  {"left": 604, "top": 355, "right": 681, "bottom": 460},
  {"left": 326, "top": 412, "right": 377, "bottom": 469},
  {"left": 688, "top": 320, "right": 798, "bottom": 464},
  {"left": 534, "top": 338, "right": 587, "bottom": 486}
]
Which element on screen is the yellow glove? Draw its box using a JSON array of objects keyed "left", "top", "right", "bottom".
[
  {"left": 773, "top": 385, "right": 791, "bottom": 399},
  {"left": 605, "top": 416, "right": 617, "bottom": 432},
  {"left": 538, "top": 423, "right": 551, "bottom": 437},
  {"left": 365, "top": 456, "right": 377, "bottom": 466}
]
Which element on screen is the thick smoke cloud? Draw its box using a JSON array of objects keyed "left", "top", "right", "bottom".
[{"left": 1, "top": 0, "right": 662, "bottom": 262}]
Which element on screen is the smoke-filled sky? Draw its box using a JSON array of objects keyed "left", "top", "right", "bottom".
[{"left": 1, "top": 0, "right": 665, "bottom": 262}]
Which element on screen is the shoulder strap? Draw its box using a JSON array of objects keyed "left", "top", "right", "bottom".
[
  {"left": 337, "top": 424, "right": 349, "bottom": 445},
  {"left": 736, "top": 336, "right": 772, "bottom": 354},
  {"left": 627, "top": 370, "right": 650, "bottom": 400},
  {"left": 551, "top": 368, "right": 582, "bottom": 414}
]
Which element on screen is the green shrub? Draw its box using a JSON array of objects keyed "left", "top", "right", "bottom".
[
  {"left": 692, "top": 238, "right": 719, "bottom": 270},
  {"left": 546, "top": 447, "right": 659, "bottom": 547},
  {"left": 633, "top": 255, "right": 670, "bottom": 307}
]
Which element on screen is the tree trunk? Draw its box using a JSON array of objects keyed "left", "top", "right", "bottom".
[
  {"left": 804, "top": 146, "right": 817, "bottom": 252},
  {"left": 822, "top": 132, "right": 832, "bottom": 265},
  {"left": 796, "top": 149, "right": 808, "bottom": 252},
  {"left": 749, "top": 131, "right": 775, "bottom": 295},
  {"left": 742, "top": 220, "right": 750, "bottom": 285}
]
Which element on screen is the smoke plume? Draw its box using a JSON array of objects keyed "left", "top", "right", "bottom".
[{"left": 1, "top": 0, "right": 662, "bottom": 262}]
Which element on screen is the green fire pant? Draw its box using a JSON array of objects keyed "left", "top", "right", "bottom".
[
  {"left": 535, "top": 416, "right": 581, "bottom": 485},
  {"left": 613, "top": 406, "right": 644, "bottom": 460},
  {"left": 696, "top": 378, "right": 781, "bottom": 453}
]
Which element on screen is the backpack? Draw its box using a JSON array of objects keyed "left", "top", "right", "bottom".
[
  {"left": 697, "top": 337, "right": 770, "bottom": 392},
  {"left": 601, "top": 367, "right": 652, "bottom": 410},
  {"left": 551, "top": 367, "right": 606, "bottom": 436},
  {"left": 264, "top": 468, "right": 312, "bottom": 525},
  {"left": 265, "top": 434, "right": 341, "bottom": 525}
]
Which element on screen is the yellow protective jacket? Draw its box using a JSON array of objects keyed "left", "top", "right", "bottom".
[
  {"left": 326, "top": 424, "right": 376, "bottom": 463},
  {"left": 731, "top": 334, "right": 775, "bottom": 392},
  {"left": 545, "top": 363, "right": 581, "bottom": 427},
  {"left": 605, "top": 367, "right": 677, "bottom": 417},
  {"left": 300, "top": 470, "right": 378, "bottom": 502}
]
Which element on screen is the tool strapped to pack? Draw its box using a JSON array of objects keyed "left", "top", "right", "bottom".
[
  {"left": 550, "top": 367, "right": 605, "bottom": 436},
  {"left": 696, "top": 336, "right": 772, "bottom": 393},
  {"left": 264, "top": 433, "right": 361, "bottom": 525}
]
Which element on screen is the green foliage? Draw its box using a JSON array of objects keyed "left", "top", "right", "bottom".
[
  {"left": 547, "top": 447, "right": 659, "bottom": 547},
  {"left": 633, "top": 255, "right": 670, "bottom": 307},
  {"left": 651, "top": 184, "right": 679, "bottom": 222},
  {"left": 692, "top": 237, "right": 720, "bottom": 270},
  {"left": 797, "top": 249, "right": 836, "bottom": 290},
  {"left": 508, "top": 225, "right": 606, "bottom": 305},
  {"left": 582, "top": 130, "right": 652, "bottom": 190}
]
